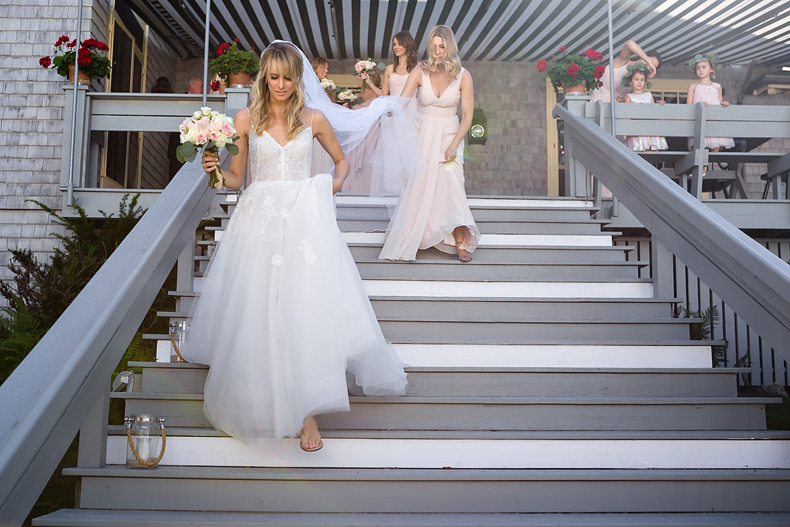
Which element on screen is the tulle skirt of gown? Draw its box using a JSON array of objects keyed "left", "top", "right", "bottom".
[
  {"left": 181, "top": 174, "right": 407, "bottom": 442},
  {"left": 379, "top": 109, "right": 480, "bottom": 261}
]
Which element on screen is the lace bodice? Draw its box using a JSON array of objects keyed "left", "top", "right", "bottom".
[{"left": 248, "top": 127, "right": 313, "bottom": 183}]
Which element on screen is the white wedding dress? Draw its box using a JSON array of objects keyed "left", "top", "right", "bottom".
[{"left": 181, "top": 116, "right": 408, "bottom": 442}]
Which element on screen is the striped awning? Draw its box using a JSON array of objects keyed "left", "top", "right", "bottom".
[{"left": 127, "top": 0, "right": 790, "bottom": 66}]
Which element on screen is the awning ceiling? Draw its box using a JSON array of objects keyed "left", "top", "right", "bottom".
[{"left": 126, "top": 0, "right": 790, "bottom": 66}]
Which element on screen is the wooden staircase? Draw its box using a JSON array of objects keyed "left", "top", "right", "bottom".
[{"left": 33, "top": 196, "right": 790, "bottom": 527}]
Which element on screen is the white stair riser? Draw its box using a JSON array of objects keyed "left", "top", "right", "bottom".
[
  {"left": 155, "top": 341, "right": 713, "bottom": 368},
  {"left": 334, "top": 196, "right": 594, "bottom": 208},
  {"left": 105, "top": 437, "right": 790, "bottom": 469},
  {"left": 343, "top": 232, "right": 613, "bottom": 247}
]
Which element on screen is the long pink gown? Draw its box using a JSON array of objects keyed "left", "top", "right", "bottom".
[
  {"left": 624, "top": 92, "right": 668, "bottom": 152},
  {"left": 379, "top": 67, "right": 480, "bottom": 261},
  {"left": 388, "top": 72, "right": 409, "bottom": 97},
  {"left": 687, "top": 82, "right": 735, "bottom": 150}
]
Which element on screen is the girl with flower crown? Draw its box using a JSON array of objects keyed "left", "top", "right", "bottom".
[
  {"left": 590, "top": 40, "right": 661, "bottom": 103},
  {"left": 622, "top": 63, "right": 668, "bottom": 152},
  {"left": 686, "top": 53, "right": 734, "bottom": 152}
]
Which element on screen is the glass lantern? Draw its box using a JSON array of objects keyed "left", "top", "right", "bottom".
[
  {"left": 169, "top": 320, "right": 188, "bottom": 362},
  {"left": 124, "top": 414, "right": 166, "bottom": 469}
]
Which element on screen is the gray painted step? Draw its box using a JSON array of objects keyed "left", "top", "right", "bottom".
[
  {"left": 132, "top": 362, "right": 743, "bottom": 398},
  {"left": 336, "top": 218, "right": 609, "bottom": 235},
  {"left": 335, "top": 205, "right": 600, "bottom": 222},
  {"left": 31, "top": 510, "right": 790, "bottom": 527},
  {"left": 370, "top": 297, "right": 678, "bottom": 321},
  {"left": 379, "top": 319, "right": 698, "bottom": 343},
  {"left": 64, "top": 466, "right": 790, "bottom": 513},
  {"left": 355, "top": 260, "right": 646, "bottom": 281},
  {"left": 106, "top": 424, "right": 790, "bottom": 440},
  {"left": 114, "top": 393, "right": 775, "bottom": 431},
  {"left": 348, "top": 244, "right": 635, "bottom": 263}
]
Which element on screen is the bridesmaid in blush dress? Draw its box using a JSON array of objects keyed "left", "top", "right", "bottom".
[
  {"left": 379, "top": 25, "right": 480, "bottom": 262},
  {"left": 383, "top": 31, "right": 419, "bottom": 97}
]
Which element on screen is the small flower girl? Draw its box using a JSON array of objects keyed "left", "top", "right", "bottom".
[
  {"left": 686, "top": 53, "right": 734, "bottom": 152},
  {"left": 622, "top": 63, "right": 668, "bottom": 152}
]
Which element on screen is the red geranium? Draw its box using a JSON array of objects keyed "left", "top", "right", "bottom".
[
  {"left": 217, "top": 42, "right": 230, "bottom": 55},
  {"left": 538, "top": 45, "right": 604, "bottom": 93},
  {"left": 210, "top": 80, "right": 221, "bottom": 92},
  {"left": 593, "top": 64, "right": 606, "bottom": 79},
  {"left": 39, "top": 35, "right": 112, "bottom": 81}
]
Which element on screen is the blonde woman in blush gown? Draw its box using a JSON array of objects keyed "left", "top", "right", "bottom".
[{"left": 379, "top": 25, "right": 480, "bottom": 262}]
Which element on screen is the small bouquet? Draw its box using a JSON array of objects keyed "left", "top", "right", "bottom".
[
  {"left": 176, "top": 107, "right": 239, "bottom": 189},
  {"left": 353, "top": 58, "right": 377, "bottom": 89},
  {"left": 337, "top": 89, "right": 362, "bottom": 106},
  {"left": 320, "top": 77, "right": 339, "bottom": 94}
]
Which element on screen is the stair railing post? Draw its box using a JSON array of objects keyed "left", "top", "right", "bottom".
[
  {"left": 650, "top": 236, "right": 675, "bottom": 300},
  {"left": 176, "top": 240, "right": 194, "bottom": 296},
  {"left": 61, "top": 84, "right": 89, "bottom": 206},
  {"left": 689, "top": 102, "right": 708, "bottom": 198},
  {"left": 77, "top": 383, "right": 110, "bottom": 468},
  {"left": 562, "top": 93, "right": 591, "bottom": 198}
]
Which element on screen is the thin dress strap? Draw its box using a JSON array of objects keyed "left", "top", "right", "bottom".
[{"left": 310, "top": 108, "right": 314, "bottom": 127}]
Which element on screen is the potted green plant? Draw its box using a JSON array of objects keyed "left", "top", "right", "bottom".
[
  {"left": 537, "top": 46, "right": 605, "bottom": 93},
  {"left": 209, "top": 39, "right": 259, "bottom": 87},
  {"left": 39, "top": 35, "right": 112, "bottom": 84}
]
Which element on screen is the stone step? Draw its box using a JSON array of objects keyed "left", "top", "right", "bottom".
[
  {"left": 101, "top": 436, "right": 790, "bottom": 470},
  {"left": 32, "top": 510, "right": 790, "bottom": 527},
  {"left": 61, "top": 466, "right": 790, "bottom": 513},
  {"left": 114, "top": 392, "right": 776, "bottom": 431},
  {"left": 131, "top": 361, "right": 743, "bottom": 398}
]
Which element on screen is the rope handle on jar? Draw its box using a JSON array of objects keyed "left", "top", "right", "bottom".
[
  {"left": 125, "top": 419, "right": 167, "bottom": 468},
  {"left": 169, "top": 329, "right": 186, "bottom": 362}
]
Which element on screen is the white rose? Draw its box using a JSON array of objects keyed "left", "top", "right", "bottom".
[
  {"left": 181, "top": 126, "right": 198, "bottom": 144},
  {"left": 192, "top": 111, "right": 202, "bottom": 120},
  {"left": 201, "top": 107, "right": 212, "bottom": 116},
  {"left": 214, "top": 136, "right": 227, "bottom": 148}
]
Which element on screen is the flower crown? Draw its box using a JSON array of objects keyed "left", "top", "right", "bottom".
[
  {"left": 688, "top": 53, "right": 718, "bottom": 70},
  {"left": 621, "top": 62, "right": 653, "bottom": 89}
]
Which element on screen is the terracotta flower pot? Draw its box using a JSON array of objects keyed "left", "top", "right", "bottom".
[
  {"left": 68, "top": 64, "right": 91, "bottom": 85},
  {"left": 227, "top": 72, "right": 252, "bottom": 87},
  {"left": 562, "top": 82, "right": 586, "bottom": 94}
]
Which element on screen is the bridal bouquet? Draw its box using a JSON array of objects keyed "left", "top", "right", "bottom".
[
  {"left": 176, "top": 107, "right": 239, "bottom": 189},
  {"left": 353, "top": 58, "right": 377, "bottom": 89},
  {"left": 320, "top": 77, "right": 339, "bottom": 94},
  {"left": 337, "top": 89, "right": 362, "bottom": 106}
]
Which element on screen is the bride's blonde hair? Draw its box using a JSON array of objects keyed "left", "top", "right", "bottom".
[
  {"left": 249, "top": 42, "right": 305, "bottom": 140},
  {"left": 425, "top": 25, "right": 461, "bottom": 77}
]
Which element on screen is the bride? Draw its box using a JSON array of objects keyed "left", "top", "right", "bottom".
[{"left": 184, "top": 41, "right": 408, "bottom": 452}]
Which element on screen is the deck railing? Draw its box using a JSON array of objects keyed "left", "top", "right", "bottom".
[
  {"left": 555, "top": 102, "right": 790, "bottom": 371},
  {"left": 0, "top": 164, "right": 214, "bottom": 525}
]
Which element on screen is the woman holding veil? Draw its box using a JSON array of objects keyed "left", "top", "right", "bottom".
[{"left": 182, "top": 41, "right": 409, "bottom": 452}]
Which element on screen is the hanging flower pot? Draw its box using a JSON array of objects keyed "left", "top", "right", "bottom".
[{"left": 67, "top": 64, "right": 91, "bottom": 85}]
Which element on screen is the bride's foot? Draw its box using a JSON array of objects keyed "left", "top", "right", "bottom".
[
  {"left": 455, "top": 241, "right": 472, "bottom": 262},
  {"left": 300, "top": 416, "right": 323, "bottom": 452}
]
